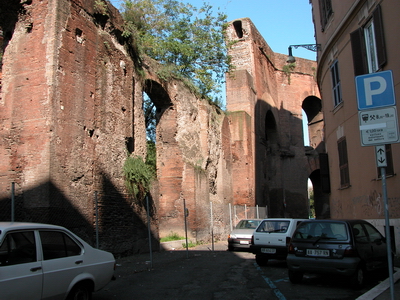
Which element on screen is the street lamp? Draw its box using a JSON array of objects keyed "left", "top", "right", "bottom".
[{"left": 287, "top": 44, "right": 321, "bottom": 63}]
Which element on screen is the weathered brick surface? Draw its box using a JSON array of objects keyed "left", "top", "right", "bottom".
[
  {"left": 226, "top": 19, "right": 321, "bottom": 218},
  {"left": 0, "top": 2, "right": 321, "bottom": 256}
]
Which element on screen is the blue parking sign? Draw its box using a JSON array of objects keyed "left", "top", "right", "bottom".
[{"left": 355, "top": 70, "right": 396, "bottom": 110}]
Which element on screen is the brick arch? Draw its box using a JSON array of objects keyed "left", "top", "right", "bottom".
[
  {"left": 142, "top": 78, "right": 184, "bottom": 237},
  {"left": 144, "top": 79, "right": 172, "bottom": 111},
  {"left": 302, "top": 96, "right": 325, "bottom": 153},
  {"left": 302, "top": 96, "right": 321, "bottom": 123},
  {"left": 302, "top": 96, "right": 330, "bottom": 218}
]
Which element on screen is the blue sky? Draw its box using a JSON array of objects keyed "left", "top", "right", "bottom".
[{"left": 109, "top": 0, "right": 316, "bottom": 61}]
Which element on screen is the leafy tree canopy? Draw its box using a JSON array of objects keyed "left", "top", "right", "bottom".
[{"left": 121, "top": 0, "right": 232, "bottom": 106}]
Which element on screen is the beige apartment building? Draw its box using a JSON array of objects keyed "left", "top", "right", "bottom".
[{"left": 309, "top": 0, "right": 400, "bottom": 252}]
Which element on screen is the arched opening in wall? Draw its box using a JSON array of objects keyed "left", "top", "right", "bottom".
[
  {"left": 264, "top": 110, "right": 281, "bottom": 217},
  {"left": 309, "top": 170, "right": 321, "bottom": 219},
  {"left": 143, "top": 79, "right": 173, "bottom": 171},
  {"left": 307, "top": 178, "right": 315, "bottom": 218},
  {"left": 309, "top": 169, "right": 330, "bottom": 219},
  {"left": 302, "top": 96, "right": 323, "bottom": 150},
  {"left": 233, "top": 20, "right": 243, "bottom": 39},
  {"left": 0, "top": 1, "right": 26, "bottom": 72},
  {"left": 143, "top": 92, "right": 156, "bottom": 143},
  {"left": 265, "top": 110, "right": 278, "bottom": 145}
]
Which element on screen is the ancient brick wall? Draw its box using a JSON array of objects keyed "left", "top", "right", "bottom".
[
  {"left": 0, "top": 1, "right": 322, "bottom": 256},
  {"left": 225, "top": 19, "right": 321, "bottom": 218},
  {"left": 0, "top": 0, "right": 150, "bottom": 255}
]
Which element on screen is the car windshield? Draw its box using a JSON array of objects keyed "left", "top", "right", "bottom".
[
  {"left": 235, "top": 220, "right": 261, "bottom": 229},
  {"left": 294, "top": 222, "right": 348, "bottom": 241},
  {"left": 256, "top": 220, "right": 290, "bottom": 233}
]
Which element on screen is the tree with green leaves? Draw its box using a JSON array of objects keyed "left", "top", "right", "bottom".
[{"left": 121, "top": 0, "right": 232, "bottom": 106}]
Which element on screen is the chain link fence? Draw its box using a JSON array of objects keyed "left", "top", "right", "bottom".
[
  {"left": 208, "top": 202, "right": 267, "bottom": 244},
  {"left": 1, "top": 183, "right": 267, "bottom": 254}
]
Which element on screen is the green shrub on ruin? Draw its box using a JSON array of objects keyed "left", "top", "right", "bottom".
[{"left": 123, "top": 155, "right": 155, "bottom": 202}]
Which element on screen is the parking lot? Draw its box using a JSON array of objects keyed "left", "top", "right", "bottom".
[{"left": 93, "top": 241, "right": 385, "bottom": 300}]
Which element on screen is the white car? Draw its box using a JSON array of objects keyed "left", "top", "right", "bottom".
[
  {"left": 250, "top": 218, "right": 307, "bottom": 266},
  {"left": 0, "top": 222, "right": 115, "bottom": 300},
  {"left": 228, "top": 219, "right": 262, "bottom": 251}
]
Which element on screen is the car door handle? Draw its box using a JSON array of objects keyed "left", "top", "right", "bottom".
[
  {"left": 30, "top": 266, "right": 42, "bottom": 272},
  {"left": 75, "top": 260, "right": 83, "bottom": 265}
]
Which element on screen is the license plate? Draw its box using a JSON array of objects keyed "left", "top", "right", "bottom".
[
  {"left": 261, "top": 248, "right": 276, "bottom": 254},
  {"left": 240, "top": 240, "right": 249, "bottom": 245},
  {"left": 307, "top": 249, "right": 329, "bottom": 257}
]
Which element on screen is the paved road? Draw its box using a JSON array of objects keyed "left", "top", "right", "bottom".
[
  {"left": 93, "top": 241, "right": 385, "bottom": 300},
  {"left": 94, "top": 242, "right": 275, "bottom": 299}
]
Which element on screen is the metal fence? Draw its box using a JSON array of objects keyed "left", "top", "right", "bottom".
[
  {"left": 1, "top": 183, "right": 266, "bottom": 254},
  {"left": 209, "top": 202, "right": 267, "bottom": 243}
]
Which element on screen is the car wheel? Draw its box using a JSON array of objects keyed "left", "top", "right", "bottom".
[
  {"left": 288, "top": 269, "right": 303, "bottom": 284},
  {"left": 228, "top": 244, "right": 234, "bottom": 251},
  {"left": 350, "top": 266, "right": 365, "bottom": 289},
  {"left": 255, "top": 254, "right": 268, "bottom": 266},
  {"left": 67, "top": 283, "right": 92, "bottom": 300}
]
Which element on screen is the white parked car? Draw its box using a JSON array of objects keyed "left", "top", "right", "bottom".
[
  {"left": 228, "top": 219, "right": 262, "bottom": 251},
  {"left": 0, "top": 222, "right": 115, "bottom": 300},
  {"left": 250, "top": 218, "right": 307, "bottom": 266}
]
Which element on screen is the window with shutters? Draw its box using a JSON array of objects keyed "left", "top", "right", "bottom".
[
  {"left": 350, "top": 4, "right": 386, "bottom": 76},
  {"left": 319, "top": 0, "right": 333, "bottom": 32},
  {"left": 330, "top": 60, "right": 342, "bottom": 107},
  {"left": 337, "top": 137, "right": 350, "bottom": 188}
]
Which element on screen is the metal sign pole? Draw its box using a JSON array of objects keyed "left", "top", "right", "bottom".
[
  {"left": 11, "top": 182, "right": 15, "bottom": 222},
  {"left": 95, "top": 191, "right": 99, "bottom": 249},
  {"left": 381, "top": 167, "right": 395, "bottom": 300}
]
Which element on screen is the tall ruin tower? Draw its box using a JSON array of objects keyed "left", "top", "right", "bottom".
[{"left": 225, "top": 18, "right": 320, "bottom": 217}]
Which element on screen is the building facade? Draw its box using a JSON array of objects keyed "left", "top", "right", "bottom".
[{"left": 310, "top": 0, "right": 400, "bottom": 252}]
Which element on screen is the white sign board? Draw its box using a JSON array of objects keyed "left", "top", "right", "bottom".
[
  {"left": 356, "top": 70, "right": 396, "bottom": 110},
  {"left": 359, "top": 106, "right": 400, "bottom": 146},
  {"left": 375, "top": 145, "right": 387, "bottom": 167}
]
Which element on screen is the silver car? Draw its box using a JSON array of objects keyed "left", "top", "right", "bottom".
[
  {"left": 0, "top": 222, "right": 115, "bottom": 300},
  {"left": 228, "top": 219, "right": 262, "bottom": 251}
]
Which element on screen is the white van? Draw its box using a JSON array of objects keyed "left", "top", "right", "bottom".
[{"left": 250, "top": 218, "right": 307, "bottom": 266}]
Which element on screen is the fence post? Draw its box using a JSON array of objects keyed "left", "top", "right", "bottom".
[
  {"left": 229, "top": 203, "right": 232, "bottom": 232},
  {"left": 210, "top": 201, "right": 214, "bottom": 251},
  {"left": 256, "top": 205, "right": 259, "bottom": 219}
]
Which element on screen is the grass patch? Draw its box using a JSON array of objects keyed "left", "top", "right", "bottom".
[
  {"left": 160, "top": 232, "right": 185, "bottom": 242},
  {"left": 182, "top": 241, "right": 203, "bottom": 248}
]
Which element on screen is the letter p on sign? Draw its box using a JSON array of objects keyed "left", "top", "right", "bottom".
[{"left": 355, "top": 70, "right": 396, "bottom": 110}]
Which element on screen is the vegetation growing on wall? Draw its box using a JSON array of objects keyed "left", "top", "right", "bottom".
[
  {"left": 283, "top": 63, "right": 296, "bottom": 85},
  {"left": 123, "top": 152, "right": 155, "bottom": 204},
  {"left": 120, "top": 0, "right": 232, "bottom": 107}
]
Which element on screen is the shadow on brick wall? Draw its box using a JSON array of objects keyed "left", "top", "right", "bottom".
[{"left": 0, "top": 175, "right": 159, "bottom": 258}]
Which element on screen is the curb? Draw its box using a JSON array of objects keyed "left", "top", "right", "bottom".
[{"left": 355, "top": 267, "right": 400, "bottom": 300}]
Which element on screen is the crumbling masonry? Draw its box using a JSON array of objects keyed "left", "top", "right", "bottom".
[{"left": 0, "top": 0, "right": 325, "bottom": 256}]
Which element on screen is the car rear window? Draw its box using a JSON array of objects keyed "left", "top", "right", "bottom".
[
  {"left": 236, "top": 220, "right": 260, "bottom": 229},
  {"left": 294, "top": 222, "right": 348, "bottom": 241},
  {"left": 256, "top": 220, "right": 290, "bottom": 233}
]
